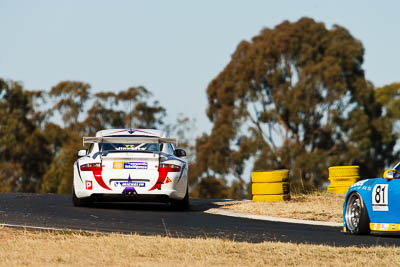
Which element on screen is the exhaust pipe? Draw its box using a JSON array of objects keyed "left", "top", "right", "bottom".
[{"left": 122, "top": 187, "right": 137, "bottom": 196}]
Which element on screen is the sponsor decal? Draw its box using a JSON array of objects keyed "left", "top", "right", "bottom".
[
  {"left": 113, "top": 162, "right": 148, "bottom": 169},
  {"left": 116, "top": 147, "right": 136, "bottom": 151},
  {"left": 380, "top": 223, "right": 389, "bottom": 231},
  {"left": 86, "top": 180, "right": 93, "bottom": 190},
  {"left": 372, "top": 184, "right": 389, "bottom": 211},
  {"left": 113, "top": 162, "right": 124, "bottom": 169},
  {"left": 114, "top": 174, "right": 146, "bottom": 189},
  {"left": 114, "top": 181, "right": 146, "bottom": 187},
  {"left": 370, "top": 223, "right": 400, "bottom": 231},
  {"left": 124, "top": 162, "right": 147, "bottom": 169},
  {"left": 115, "top": 146, "right": 147, "bottom": 151},
  {"left": 350, "top": 180, "right": 367, "bottom": 188},
  {"left": 125, "top": 144, "right": 135, "bottom": 148}
]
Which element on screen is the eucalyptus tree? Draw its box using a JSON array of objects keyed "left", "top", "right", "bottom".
[
  {"left": 0, "top": 79, "right": 52, "bottom": 192},
  {"left": 193, "top": 17, "right": 396, "bottom": 193}
]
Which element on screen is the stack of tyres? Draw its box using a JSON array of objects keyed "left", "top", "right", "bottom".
[
  {"left": 252, "top": 170, "right": 290, "bottom": 202},
  {"left": 327, "top": 166, "right": 360, "bottom": 194}
]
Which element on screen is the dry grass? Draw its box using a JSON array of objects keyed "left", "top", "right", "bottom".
[
  {"left": 225, "top": 192, "right": 344, "bottom": 222},
  {"left": 0, "top": 227, "right": 400, "bottom": 266}
]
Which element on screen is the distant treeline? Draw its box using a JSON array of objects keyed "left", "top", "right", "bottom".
[{"left": 1, "top": 17, "right": 400, "bottom": 198}]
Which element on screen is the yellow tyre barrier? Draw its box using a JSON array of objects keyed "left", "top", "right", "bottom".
[
  {"left": 251, "top": 170, "right": 291, "bottom": 202},
  {"left": 252, "top": 194, "right": 290, "bottom": 202},
  {"left": 327, "top": 166, "right": 360, "bottom": 194},
  {"left": 251, "top": 170, "right": 289, "bottom": 183},
  {"left": 329, "top": 179, "right": 358, "bottom": 187},
  {"left": 329, "top": 176, "right": 360, "bottom": 182},
  {"left": 252, "top": 182, "right": 289, "bottom": 195},
  {"left": 328, "top": 166, "right": 359, "bottom": 178}
]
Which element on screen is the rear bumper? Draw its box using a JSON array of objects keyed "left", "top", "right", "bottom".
[
  {"left": 75, "top": 185, "right": 185, "bottom": 199},
  {"left": 88, "top": 193, "right": 171, "bottom": 203}
]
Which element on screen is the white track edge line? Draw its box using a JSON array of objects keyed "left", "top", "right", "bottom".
[
  {"left": 0, "top": 223, "right": 155, "bottom": 237},
  {"left": 0, "top": 223, "right": 110, "bottom": 234},
  {"left": 0, "top": 223, "right": 67, "bottom": 231},
  {"left": 204, "top": 208, "right": 342, "bottom": 227}
]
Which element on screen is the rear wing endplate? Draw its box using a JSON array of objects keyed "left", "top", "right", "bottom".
[{"left": 83, "top": 136, "right": 177, "bottom": 146}]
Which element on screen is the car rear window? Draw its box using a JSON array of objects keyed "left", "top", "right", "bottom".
[{"left": 101, "top": 143, "right": 160, "bottom": 152}]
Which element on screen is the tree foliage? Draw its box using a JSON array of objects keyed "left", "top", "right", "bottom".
[
  {"left": 0, "top": 78, "right": 168, "bottom": 194},
  {"left": 193, "top": 17, "right": 397, "bottom": 195},
  {"left": 376, "top": 83, "right": 400, "bottom": 125},
  {"left": 50, "top": 81, "right": 90, "bottom": 130},
  {"left": 84, "top": 86, "right": 166, "bottom": 135},
  {"left": 0, "top": 79, "right": 52, "bottom": 192}
]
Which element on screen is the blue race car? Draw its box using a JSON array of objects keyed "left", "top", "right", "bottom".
[{"left": 343, "top": 163, "right": 400, "bottom": 234}]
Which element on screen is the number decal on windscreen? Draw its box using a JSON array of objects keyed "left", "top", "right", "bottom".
[{"left": 372, "top": 184, "right": 389, "bottom": 211}]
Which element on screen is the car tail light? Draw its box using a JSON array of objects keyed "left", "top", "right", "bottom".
[
  {"left": 80, "top": 163, "right": 102, "bottom": 171},
  {"left": 158, "top": 163, "right": 181, "bottom": 172}
]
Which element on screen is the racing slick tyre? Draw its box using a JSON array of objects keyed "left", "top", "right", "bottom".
[
  {"left": 170, "top": 186, "right": 189, "bottom": 211},
  {"left": 72, "top": 187, "right": 93, "bottom": 207},
  {"left": 345, "top": 192, "right": 370, "bottom": 235},
  {"left": 251, "top": 170, "right": 289, "bottom": 183}
]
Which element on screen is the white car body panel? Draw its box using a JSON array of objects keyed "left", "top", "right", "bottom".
[{"left": 73, "top": 128, "right": 188, "bottom": 202}]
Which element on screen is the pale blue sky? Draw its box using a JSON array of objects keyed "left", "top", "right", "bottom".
[{"left": 1, "top": 0, "right": 399, "bottom": 134}]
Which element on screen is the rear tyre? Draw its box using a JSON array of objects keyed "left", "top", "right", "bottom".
[
  {"left": 72, "top": 187, "right": 92, "bottom": 207},
  {"left": 345, "top": 192, "right": 370, "bottom": 235},
  {"left": 170, "top": 186, "right": 189, "bottom": 211}
]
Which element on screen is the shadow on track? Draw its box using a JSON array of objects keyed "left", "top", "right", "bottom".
[{"left": 83, "top": 197, "right": 230, "bottom": 212}]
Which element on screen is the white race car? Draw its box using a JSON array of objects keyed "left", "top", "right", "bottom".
[{"left": 72, "top": 128, "right": 189, "bottom": 209}]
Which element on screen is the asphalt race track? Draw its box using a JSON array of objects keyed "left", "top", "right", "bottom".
[{"left": 0, "top": 193, "right": 400, "bottom": 247}]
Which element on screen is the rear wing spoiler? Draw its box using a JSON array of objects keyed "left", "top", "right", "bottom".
[{"left": 83, "top": 136, "right": 177, "bottom": 146}]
